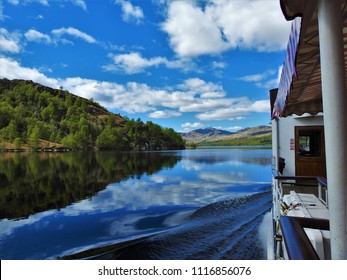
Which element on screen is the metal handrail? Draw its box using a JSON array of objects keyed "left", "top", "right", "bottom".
[
  {"left": 273, "top": 173, "right": 328, "bottom": 205},
  {"left": 280, "top": 216, "right": 329, "bottom": 260}
]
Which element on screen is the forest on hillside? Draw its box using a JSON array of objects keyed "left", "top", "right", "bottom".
[{"left": 0, "top": 79, "right": 185, "bottom": 151}]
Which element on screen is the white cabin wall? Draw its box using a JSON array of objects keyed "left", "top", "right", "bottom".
[
  {"left": 277, "top": 116, "right": 295, "bottom": 176},
  {"left": 272, "top": 114, "right": 324, "bottom": 176}
]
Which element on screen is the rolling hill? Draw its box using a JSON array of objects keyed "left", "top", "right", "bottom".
[
  {"left": 0, "top": 78, "right": 185, "bottom": 151},
  {"left": 181, "top": 126, "right": 272, "bottom": 146}
]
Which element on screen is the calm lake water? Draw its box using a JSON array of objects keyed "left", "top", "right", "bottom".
[{"left": 0, "top": 147, "right": 272, "bottom": 260}]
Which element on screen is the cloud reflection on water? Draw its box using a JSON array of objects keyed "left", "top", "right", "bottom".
[{"left": 0, "top": 148, "right": 272, "bottom": 259}]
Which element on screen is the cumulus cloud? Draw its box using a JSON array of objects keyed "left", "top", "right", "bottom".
[
  {"left": 103, "top": 52, "right": 195, "bottom": 74},
  {"left": 162, "top": 1, "right": 230, "bottom": 57},
  {"left": 149, "top": 110, "right": 181, "bottom": 118},
  {"left": 52, "top": 27, "right": 96, "bottom": 44},
  {"left": 179, "top": 78, "right": 226, "bottom": 98},
  {"left": 0, "top": 28, "right": 21, "bottom": 53},
  {"left": 196, "top": 98, "right": 270, "bottom": 121},
  {"left": 161, "top": 0, "right": 291, "bottom": 57},
  {"left": 181, "top": 122, "right": 203, "bottom": 130},
  {"left": 0, "top": 57, "right": 60, "bottom": 88},
  {"left": 24, "top": 29, "right": 52, "bottom": 44},
  {"left": 115, "top": 0, "right": 144, "bottom": 24},
  {"left": 0, "top": 57, "right": 270, "bottom": 121}
]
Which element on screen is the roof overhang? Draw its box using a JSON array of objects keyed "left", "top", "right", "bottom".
[{"left": 272, "top": 0, "right": 347, "bottom": 118}]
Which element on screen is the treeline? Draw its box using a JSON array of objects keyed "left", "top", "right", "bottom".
[
  {"left": 198, "top": 134, "right": 272, "bottom": 147},
  {"left": 0, "top": 79, "right": 185, "bottom": 151}
]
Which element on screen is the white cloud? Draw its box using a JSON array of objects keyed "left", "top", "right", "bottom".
[
  {"left": 62, "top": 77, "right": 159, "bottom": 113},
  {"left": 238, "top": 70, "right": 275, "bottom": 83},
  {"left": 250, "top": 100, "right": 270, "bottom": 112},
  {"left": 8, "top": 0, "right": 87, "bottom": 9},
  {"left": 226, "top": 126, "right": 243, "bottom": 132},
  {"left": 12, "top": 0, "right": 49, "bottom": 6},
  {"left": 104, "top": 52, "right": 167, "bottom": 74},
  {"left": 179, "top": 78, "right": 225, "bottom": 98},
  {"left": 206, "top": 0, "right": 290, "bottom": 52},
  {"left": 24, "top": 27, "right": 99, "bottom": 46},
  {"left": 256, "top": 78, "right": 279, "bottom": 89},
  {"left": 0, "top": 28, "right": 21, "bottom": 53},
  {"left": 103, "top": 52, "right": 194, "bottom": 74},
  {"left": 182, "top": 122, "right": 203, "bottom": 129},
  {"left": 24, "top": 29, "right": 52, "bottom": 44},
  {"left": 180, "top": 98, "right": 232, "bottom": 113},
  {"left": 238, "top": 69, "right": 281, "bottom": 89},
  {"left": 149, "top": 110, "right": 181, "bottom": 118},
  {"left": 0, "top": 57, "right": 60, "bottom": 88},
  {"left": 196, "top": 98, "right": 270, "bottom": 121},
  {"left": 0, "top": 57, "right": 270, "bottom": 121},
  {"left": 162, "top": 1, "right": 229, "bottom": 57},
  {"left": 212, "top": 61, "right": 227, "bottom": 69},
  {"left": 71, "top": 0, "right": 87, "bottom": 11},
  {"left": 115, "top": 0, "right": 144, "bottom": 24},
  {"left": 161, "top": 0, "right": 291, "bottom": 57},
  {"left": 52, "top": 27, "right": 96, "bottom": 44}
]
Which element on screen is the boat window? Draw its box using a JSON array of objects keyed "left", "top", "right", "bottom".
[{"left": 298, "top": 130, "right": 322, "bottom": 157}]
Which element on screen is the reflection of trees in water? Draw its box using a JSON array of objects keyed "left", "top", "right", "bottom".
[
  {"left": 186, "top": 155, "right": 230, "bottom": 165},
  {"left": 0, "top": 151, "right": 181, "bottom": 220}
]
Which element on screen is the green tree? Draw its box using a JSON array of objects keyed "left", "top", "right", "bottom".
[
  {"left": 61, "top": 134, "right": 79, "bottom": 149},
  {"left": 7, "top": 120, "right": 19, "bottom": 142},
  {"left": 28, "top": 126, "right": 41, "bottom": 149},
  {"left": 96, "top": 126, "right": 117, "bottom": 149},
  {"left": 13, "top": 137, "right": 22, "bottom": 149}
]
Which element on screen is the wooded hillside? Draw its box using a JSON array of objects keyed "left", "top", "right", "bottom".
[{"left": 0, "top": 79, "right": 185, "bottom": 151}]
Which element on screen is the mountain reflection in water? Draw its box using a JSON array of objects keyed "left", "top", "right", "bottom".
[{"left": 0, "top": 148, "right": 272, "bottom": 260}]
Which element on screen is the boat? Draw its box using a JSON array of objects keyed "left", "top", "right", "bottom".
[{"left": 269, "top": 0, "right": 347, "bottom": 260}]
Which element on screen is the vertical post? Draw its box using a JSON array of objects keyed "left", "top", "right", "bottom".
[
  {"left": 272, "top": 119, "right": 279, "bottom": 170},
  {"left": 318, "top": 0, "right": 346, "bottom": 259}
]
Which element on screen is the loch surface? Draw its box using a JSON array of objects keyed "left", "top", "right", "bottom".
[{"left": 0, "top": 147, "right": 272, "bottom": 259}]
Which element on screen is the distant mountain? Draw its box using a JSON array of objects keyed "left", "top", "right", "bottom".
[
  {"left": 180, "top": 127, "right": 233, "bottom": 143},
  {"left": 181, "top": 125, "right": 271, "bottom": 144}
]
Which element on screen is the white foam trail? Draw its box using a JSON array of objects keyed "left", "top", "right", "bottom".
[{"left": 257, "top": 211, "right": 274, "bottom": 260}]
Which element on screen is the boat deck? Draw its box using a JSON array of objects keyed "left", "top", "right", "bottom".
[
  {"left": 283, "top": 191, "right": 329, "bottom": 219},
  {"left": 282, "top": 190, "right": 330, "bottom": 259}
]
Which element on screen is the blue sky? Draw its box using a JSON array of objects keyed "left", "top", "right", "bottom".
[{"left": 0, "top": 0, "right": 291, "bottom": 132}]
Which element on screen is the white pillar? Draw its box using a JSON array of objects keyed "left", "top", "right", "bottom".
[{"left": 318, "top": 0, "right": 347, "bottom": 259}]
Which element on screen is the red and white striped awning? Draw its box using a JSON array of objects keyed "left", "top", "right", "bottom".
[{"left": 272, "top": 0, "right": 347, "bottom": 118}]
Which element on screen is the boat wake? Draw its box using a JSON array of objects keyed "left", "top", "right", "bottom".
[{"left": 67, "top": 190, "right": 272, "bottom": 260}]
